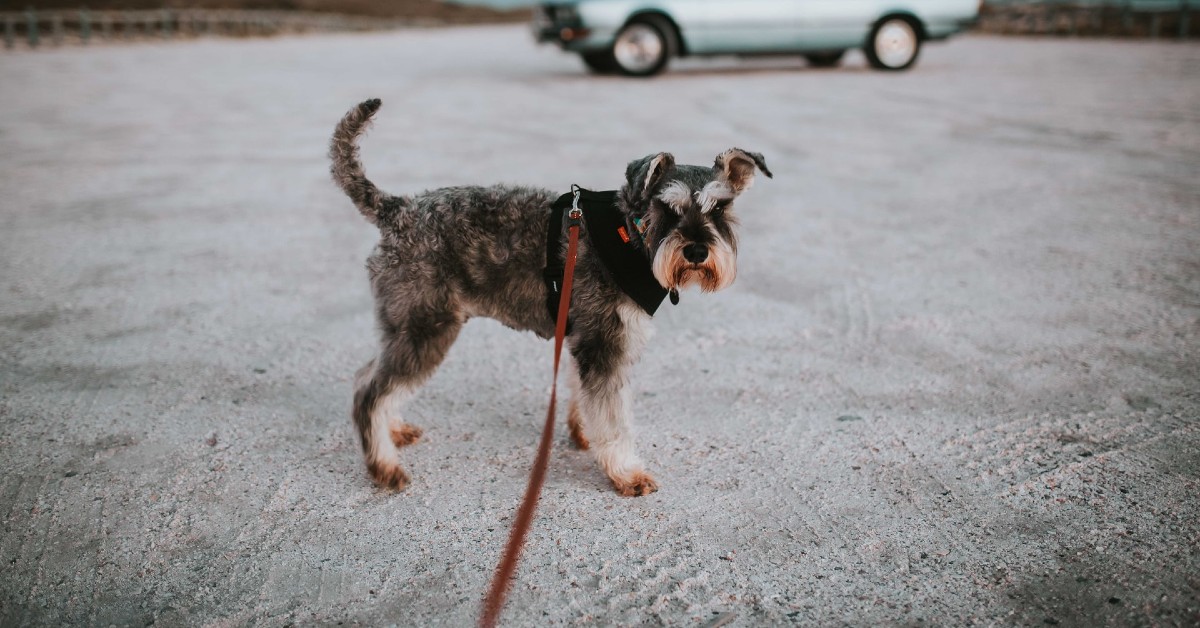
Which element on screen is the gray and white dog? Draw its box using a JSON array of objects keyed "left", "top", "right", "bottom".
[{"left": 330, "top": 99, "right": 770, "bottom": 496}]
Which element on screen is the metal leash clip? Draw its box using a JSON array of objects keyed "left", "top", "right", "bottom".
[{"left": 568, "top": 186, "right": 584, "bottom": 225}]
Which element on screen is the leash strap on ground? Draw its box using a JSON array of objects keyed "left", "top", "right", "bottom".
[{"left": 480, "top": 193, "right": 583, "bottom": 628}]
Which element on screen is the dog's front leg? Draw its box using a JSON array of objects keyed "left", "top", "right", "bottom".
[{"left": 568, "top": 310, "right": 658, "bottom": 497}]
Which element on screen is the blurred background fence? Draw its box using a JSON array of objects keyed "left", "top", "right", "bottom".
[
  {"left": 979, "top": 0, "right": 1194, "bottom": 37},
  {"left": 1, "top": 1, "right": 1195, "bottom": 49},
  {"left": 1, "top": 8, "right": 426, "bottom": 48}
]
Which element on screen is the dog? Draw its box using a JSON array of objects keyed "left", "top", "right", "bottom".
[{"left": 330, "top": 99, "right": 770, "bottom": 496}]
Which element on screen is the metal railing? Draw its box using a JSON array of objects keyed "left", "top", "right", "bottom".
[
  {"left": 979, "top": 0, "right": 1194, "bottom": 37},
  {"left": 1, "top": 8, "right": 431, "bottom": 49}
]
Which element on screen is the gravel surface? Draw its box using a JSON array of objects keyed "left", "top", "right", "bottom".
[{"left": 1, "top": 26, "right": 1198, "bottom": 627}]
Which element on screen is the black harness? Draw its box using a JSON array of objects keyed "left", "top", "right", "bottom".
[{"left": 543, "top": 187, "right": 670, "bottom": 326}]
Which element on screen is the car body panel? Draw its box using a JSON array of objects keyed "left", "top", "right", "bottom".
[
  {"left": 534, "top": 0, "right": 979, "bottom": 55},
  {"left": 687, "top": 1, "right": 806, "bottom": 54}
]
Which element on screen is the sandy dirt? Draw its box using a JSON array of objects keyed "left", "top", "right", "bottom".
[{"left": 0, "top": 26, "right": 1198, "bottom": 627}]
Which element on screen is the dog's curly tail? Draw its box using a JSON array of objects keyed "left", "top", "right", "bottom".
[{"left": 330, "top": 98, "right": 393, "bottom": 225}]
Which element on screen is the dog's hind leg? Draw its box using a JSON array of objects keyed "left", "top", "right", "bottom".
[
  {"left": 352, "top": 307, "right": 463, "bottom": 491},
  {"left": 353, "top": 360, "right": 411, "bottom": 491},
  {"left": 357, "top": 357, "right": 422, "bottom": 449}
]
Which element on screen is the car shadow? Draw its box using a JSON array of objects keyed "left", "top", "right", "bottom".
[
  {"left": 536, "top": 59, "right": 875, "bottom": 81},
  {"left": 668, "top": 62, "right": 873, "bottom": 78}
]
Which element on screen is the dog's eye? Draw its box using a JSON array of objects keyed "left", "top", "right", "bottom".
[{"left": 709, "top": 200, "right": 731, "bottom": 214}]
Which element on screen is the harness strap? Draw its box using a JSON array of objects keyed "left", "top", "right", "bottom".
[
  {"left": 481, "top": 194, "right": 583, "bottom": 628},
  {"left": 545, "top": 187, "right": 669, "bottom": 322},
  {"left": 542, "top": 192, "right": 570, "bottom": 326}
]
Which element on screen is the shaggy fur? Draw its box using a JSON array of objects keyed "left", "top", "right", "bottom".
[{"left": 330, "top": 98, "right": 770, "bottom": 495}]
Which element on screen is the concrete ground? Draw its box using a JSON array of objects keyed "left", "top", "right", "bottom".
[{"left": 1, "top": 26, "right": 1197, "bottom": 627}]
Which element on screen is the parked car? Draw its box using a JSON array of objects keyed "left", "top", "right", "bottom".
[{"left": 534, "top": 0, "right": 981, "bottom": 76}]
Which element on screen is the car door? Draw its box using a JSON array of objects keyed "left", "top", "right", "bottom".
[
  {"left": 796, "top": 0, "right": 877, "bottom": 50},
  {"left": 688, "top": 0, "right": 803, "bottom": 54}
]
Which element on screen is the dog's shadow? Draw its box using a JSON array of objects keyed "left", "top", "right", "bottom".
[
  {"left": 396, "top": 408, "right": 617, "bottom": 496},
  {"left": 383, "top": 327, "right": 618, "bottom": 495}
]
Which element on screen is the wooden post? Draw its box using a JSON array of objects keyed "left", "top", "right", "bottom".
[
  {"left": 80, "top": 9, "right": 91, "bottom": 44},
  {"left": 162, "top": 8, "right": 171, "bottom": 39},
  {"left": 4, "top": 15, "right": 13, "bottom": 49},
  {"left": 1122, "top": 0, "right": 1133, "bottom": 35},
  {"left": 1182, "top": 0, "right": 1192, "bottom": 39},
  {"left": 1150, "top": 12, "right": 1161, "bottom": 38},
  {"left": 101, "top": 13, "right": 111, "bottom": 40},
  {"left": 25, "top": 7, "right": 38, "bottom": 47},
  {"left": 124, "top": 10, "right": 134, "bottom": 39}
]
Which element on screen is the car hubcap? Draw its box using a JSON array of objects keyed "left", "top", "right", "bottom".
[
  {"left": 614, "top": 23, "right": 664, "bottom": 73},
  {"left": 875, "top": 20, "right": 917, "bottom": 68}
]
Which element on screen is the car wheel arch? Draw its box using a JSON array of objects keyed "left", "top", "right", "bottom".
[
  {"left": 871, "top": 12, "right": 927, "bottom": 41},
  {"left": 623, "top": 10, "right": 687, "bottom": 56}
]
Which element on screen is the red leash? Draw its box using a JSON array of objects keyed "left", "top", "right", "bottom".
[{"left": 479, "top": 195, "right": 583, "bottom": 628}]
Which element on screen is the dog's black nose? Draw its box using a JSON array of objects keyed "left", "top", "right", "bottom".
[{"left": 682, "top": 243, "right": 708, "bottom": 264}]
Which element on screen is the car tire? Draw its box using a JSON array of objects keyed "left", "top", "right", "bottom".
[
  {"left": 865, "top": 16, "right": 921, "bottom": 71},
  {"left": 805, "top": 51, "right": 845, "bottom": 68},
  {"left": 580, "top": 50, "right": 619, "bottom": 74},
  {"left": 610, "top": 16, "right": 676, "bottom": 77}
]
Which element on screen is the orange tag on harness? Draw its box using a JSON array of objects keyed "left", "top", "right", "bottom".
[{"left": 617, "top": 226, "right": 630, "bottom": 243}]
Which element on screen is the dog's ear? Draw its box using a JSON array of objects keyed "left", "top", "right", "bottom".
[
  {"left": 625, "top": 152, "right": 676, "bottom": 197},
  {"left": 713, "top": 148, "right": 772, "bottom": 194}
]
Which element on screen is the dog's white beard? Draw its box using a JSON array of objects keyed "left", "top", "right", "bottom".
[{"left": 652, "top": 233, "right": 736, "bottom": 293}]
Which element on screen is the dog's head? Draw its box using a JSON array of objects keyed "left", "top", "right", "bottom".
[{"left": 620, "top": 149, "right": 772, "bottom": 294}]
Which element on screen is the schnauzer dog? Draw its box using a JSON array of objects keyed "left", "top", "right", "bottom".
[{"left": 330, "top": 99, "right": 770, "bottom": 496}]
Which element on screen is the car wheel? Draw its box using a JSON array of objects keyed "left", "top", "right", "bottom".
[
  {"left": 580, "top": 50, "right": 618, "bottom": 74},
  {"left": 865, "top": 16, "right": 921, "bottom": 71},
  {"left": 805, "top": 51, "right": 845, "bottom": 68},
  {"left": 611, "top": 16, "right": 675, "bottom": 77}
]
